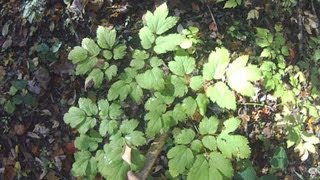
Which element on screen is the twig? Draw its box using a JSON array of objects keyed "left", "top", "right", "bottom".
[
  {"left": 136, "top": 132, "right": 169, "bottom": 180},
  {"left": 311, "top": 0, "right": 320, "bottom": 36},
  {"left": 206, "top": 4, "right": 218, "bottom": 32},
  {"left": 297, "top": 0, "right": 304, "bottom": 59}
]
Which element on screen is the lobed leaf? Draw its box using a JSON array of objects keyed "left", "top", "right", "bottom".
[
  {"left": 136, "top": 67, "right": 165, "bottom": 90},
  {"left": 82, "top": 38, "right": 100, "bottom": 57},
  {"left": 174, "top": 129, "right": 195, "bottom": 145},
  {"left": 153, "top": 34, "right": 185, "bottom": 54},
  {"left": 168, "top": 55, "right": 195, "bottom": 76},
  {"left": 167, "top": 145, "right": 194, "bottom": 177},
  {"left": 113, "top": 44, "right": 126, "bottom": 60},
  {"left": 206, "top": 82, "right": 236, "bottom": 110},
  {"left": 139, "top": 27, "right": 155, "bottom": 49},
  {"left": 68, "top": 46, "right": 88, "bottom": 64},
  {"left": 203, "top": 47, "right": 230, "bottom": 80},
  {"left": 86, "top": 68, "right": 104, "bottom": 88},
  {"left": 199, "top": 116, "right": 219, "bottom": 135},
  {"left": 96, "top": 26, "right": 116, "bottom": 49}
]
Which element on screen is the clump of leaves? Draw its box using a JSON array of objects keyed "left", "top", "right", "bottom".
[
  {"left": 64, "top": 2, "right": 320, "bottom": 180},
  {"left": 68, "top": 26, "right": 126, "bottom": 88},
  {"left": 203, "top": 47, "right": 261, "bottom": 110},
  {"left": 64, "top": 98, "right": 146, "bottom": 179},
  {"left": 167, "top": 117, "right": 250, "bottom": 179},
  {"left": 255, "top": 24, "right": 289, "bottom": 69},
  {"left": 3, "top": 80, "right": 36, "bottom": 114}
]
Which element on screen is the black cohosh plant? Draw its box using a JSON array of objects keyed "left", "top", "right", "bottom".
[{"left": 64, "top": 3, "right": 320, "bottom": 179}]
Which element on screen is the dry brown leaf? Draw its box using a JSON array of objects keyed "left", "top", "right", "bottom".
[{"left": 121, "top": 144, "right": 132, "bottom": 165}]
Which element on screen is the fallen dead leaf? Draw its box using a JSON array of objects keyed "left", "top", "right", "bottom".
[
  {"left": 0, "top": 66, "right": 6, "bottom": 80},
  {"left": 65, "top": 142, "right": 75, "bottom": 154},
  {"left": 121, "top": 144, "right": 132, "bottom": 165},
  {"left": 35, "top": 66, "right": 50, "bottom": 89},
  {"left": 14, "top": 124, "right": 26, "bottom": 136},
  {"left": 127, "top": 171, "right": 139, "bottom": 180}
]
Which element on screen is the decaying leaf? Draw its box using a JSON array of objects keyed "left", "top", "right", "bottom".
[{"left": 122, "top": 144, "right": 132, "bottom": 165}]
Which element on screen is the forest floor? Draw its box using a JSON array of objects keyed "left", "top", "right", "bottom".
[{"left": 1, "top": 0, "right": 320, "bottom": 179}]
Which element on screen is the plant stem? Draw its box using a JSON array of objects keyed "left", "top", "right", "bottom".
[{"left": 136, "top": 132, "right": 169, "bottom": 180}]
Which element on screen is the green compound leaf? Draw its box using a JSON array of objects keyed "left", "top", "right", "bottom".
[
  {"left": 146, "top": 116, "right": 162, "bottom": 137},
  {"left": 97, "top": 146, "right": 130, "bottom": 180},
  {"left": 174, "top": 129, "right": 195, "bottom": 145},
  {"left": 78, "top": 117, "right": 97, "bottom": 134},
  {"left": 4, "top": 100, "right": 15, "bottom": 114},
  {"left": 202, "top": 135, "right": 217, "bottom": 151},
  {"left": 168, "top": 56, "right": 195, "bottom": 76},
  {"left": 99, "top": 119, "right": 113, "bottom": 137},
  {"left": 103, "top": 159, "right": 130, "bottom": 180},
  {"left": 196, "top": 93, "right": 208, "bottom": 116},
  {"left": 76, "top": 57, "right": 98, "bottom": 75},
  {"left": 107, "top": 80, "right": 131, "bottom": 101},
  {"left": 187, "top": 155, "right": 209, "bottom": 180},
  {"left": 234, "top": 160, "right": 257, "bottom": 180},
  {"left": 68, "top": 46, "right": 88, "bottom": 64},
  {"left": 156, "top": 16, "right": 179, "bottom": 35},
  {"left": 78, "top": 98, "right": 98, "bottom": 116},
  {"left": 217, "top": 134, "right": 251, "bottom": 159},
  {"left": 133, "top": 49, "right": 149, "bottom": 60},
  {"left": 145, "top": 96, "right": 167, "bottom": 114},
  {"left": 209, "top": 152, "right": 234, "bottom": 179},
  {"left": 270, "top": 146, "right": 288, "bottom": 172},
  {"left": 172, "top": 104, "right": 188, "bottom": 123},
  {"left": 144, "top": 96, "right": 167, "bottom": 137},
  {"left": 113, "top": 44, "right": 126, "bottom": 60},
  {"left": 64, "top": 101, "right": 96, "bottom": 134},
  {"left": 75, "top": 132, "right": 102, "bottom": 151},
  {"left": 136, "top": 67, "right": 165, "bottom": 90},
  {"left": 130, "top": 148, "right": 147, "bottom": 171},
  {"left": 102, "top": 50, "right": 112, "bottom": 60},
  {"left": 150, "top": 56, "right": 164, "bottom": 67},
  {"left": 99, "top": 119, "right": 118, "bottom": 137},
  {"left": 187, "top": 154, "right": 233, "bottom": 180},
  {"left": 130, "top": 50, "right": 149, "bottom": 69},
  {"left": 206, "top": 82, "right": 236, "bottom": 110},
  {"left": 222, "top": 117, "right": 241, "bottom": 134},
  {"left": 85, "top": 68, "right": 104, "bottom": 88},
  {"left": 144, "top": 3, "right": 178, "bottom": 35},
  {"left": 203, "top": 47, "right": 230, "bottom": 81},
  {"left": 97, "top": 99, "right": 109, "bottom": 119},
  {"left": 190, "top": 139, "right": 203, "bottom": 153},
  {"left": 125, "top": 131, "right": 146, "bottom": 147},
  {"left": 217, "top": 118, "right": 251, "bottom": 159},
  {"left": 81, "top": 38, "right": 100, "bottom": 57},
  {"left": 96, "top": 26, "right": 116, "bottom": 49},
  {"left": 182, "top": 96, "right": 197, "bottom": 117},
  {"left": 130, "top": 58, "right": 145, "bottom": 70},
  {"left": 108, "top": 102, "right": 123, "bottom": 119},
  {"left": 171, "top": 75, "right": 188, "bottom": 97},
  {"left": 154, "top": 34, "right": 185, "bottom": 54},
  {"left": 167, "top": 145, "right": 194, "bottom": 177},
  {"left": 130, "top": 82, "right": 143, "bottom": 103},
  {"left": 139, "top": 27, "right": 155, "bottom": 49},
  {"left": 105, "top": 65, "right": 118, "bottom": 80},
  {"left": 226, "top": 56, "right": 261, "bottom": 97},
  {"left": 64, "top": 107, "right": 86, "bottom": 128},
  {"left": 72, "top": 151, "right": 97, "bottom": 178},
  {"left": 120, "top": 119, "right": 139, "bottom": 134},
  {"left": 189, "top": 76, "right": 203, "bottom": 91},
  {"left": 255, "top": 27, "right": 273, "bottom": 48},
  {"left": 199, "top": 116, "right": 219, "bottom": 135}
]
